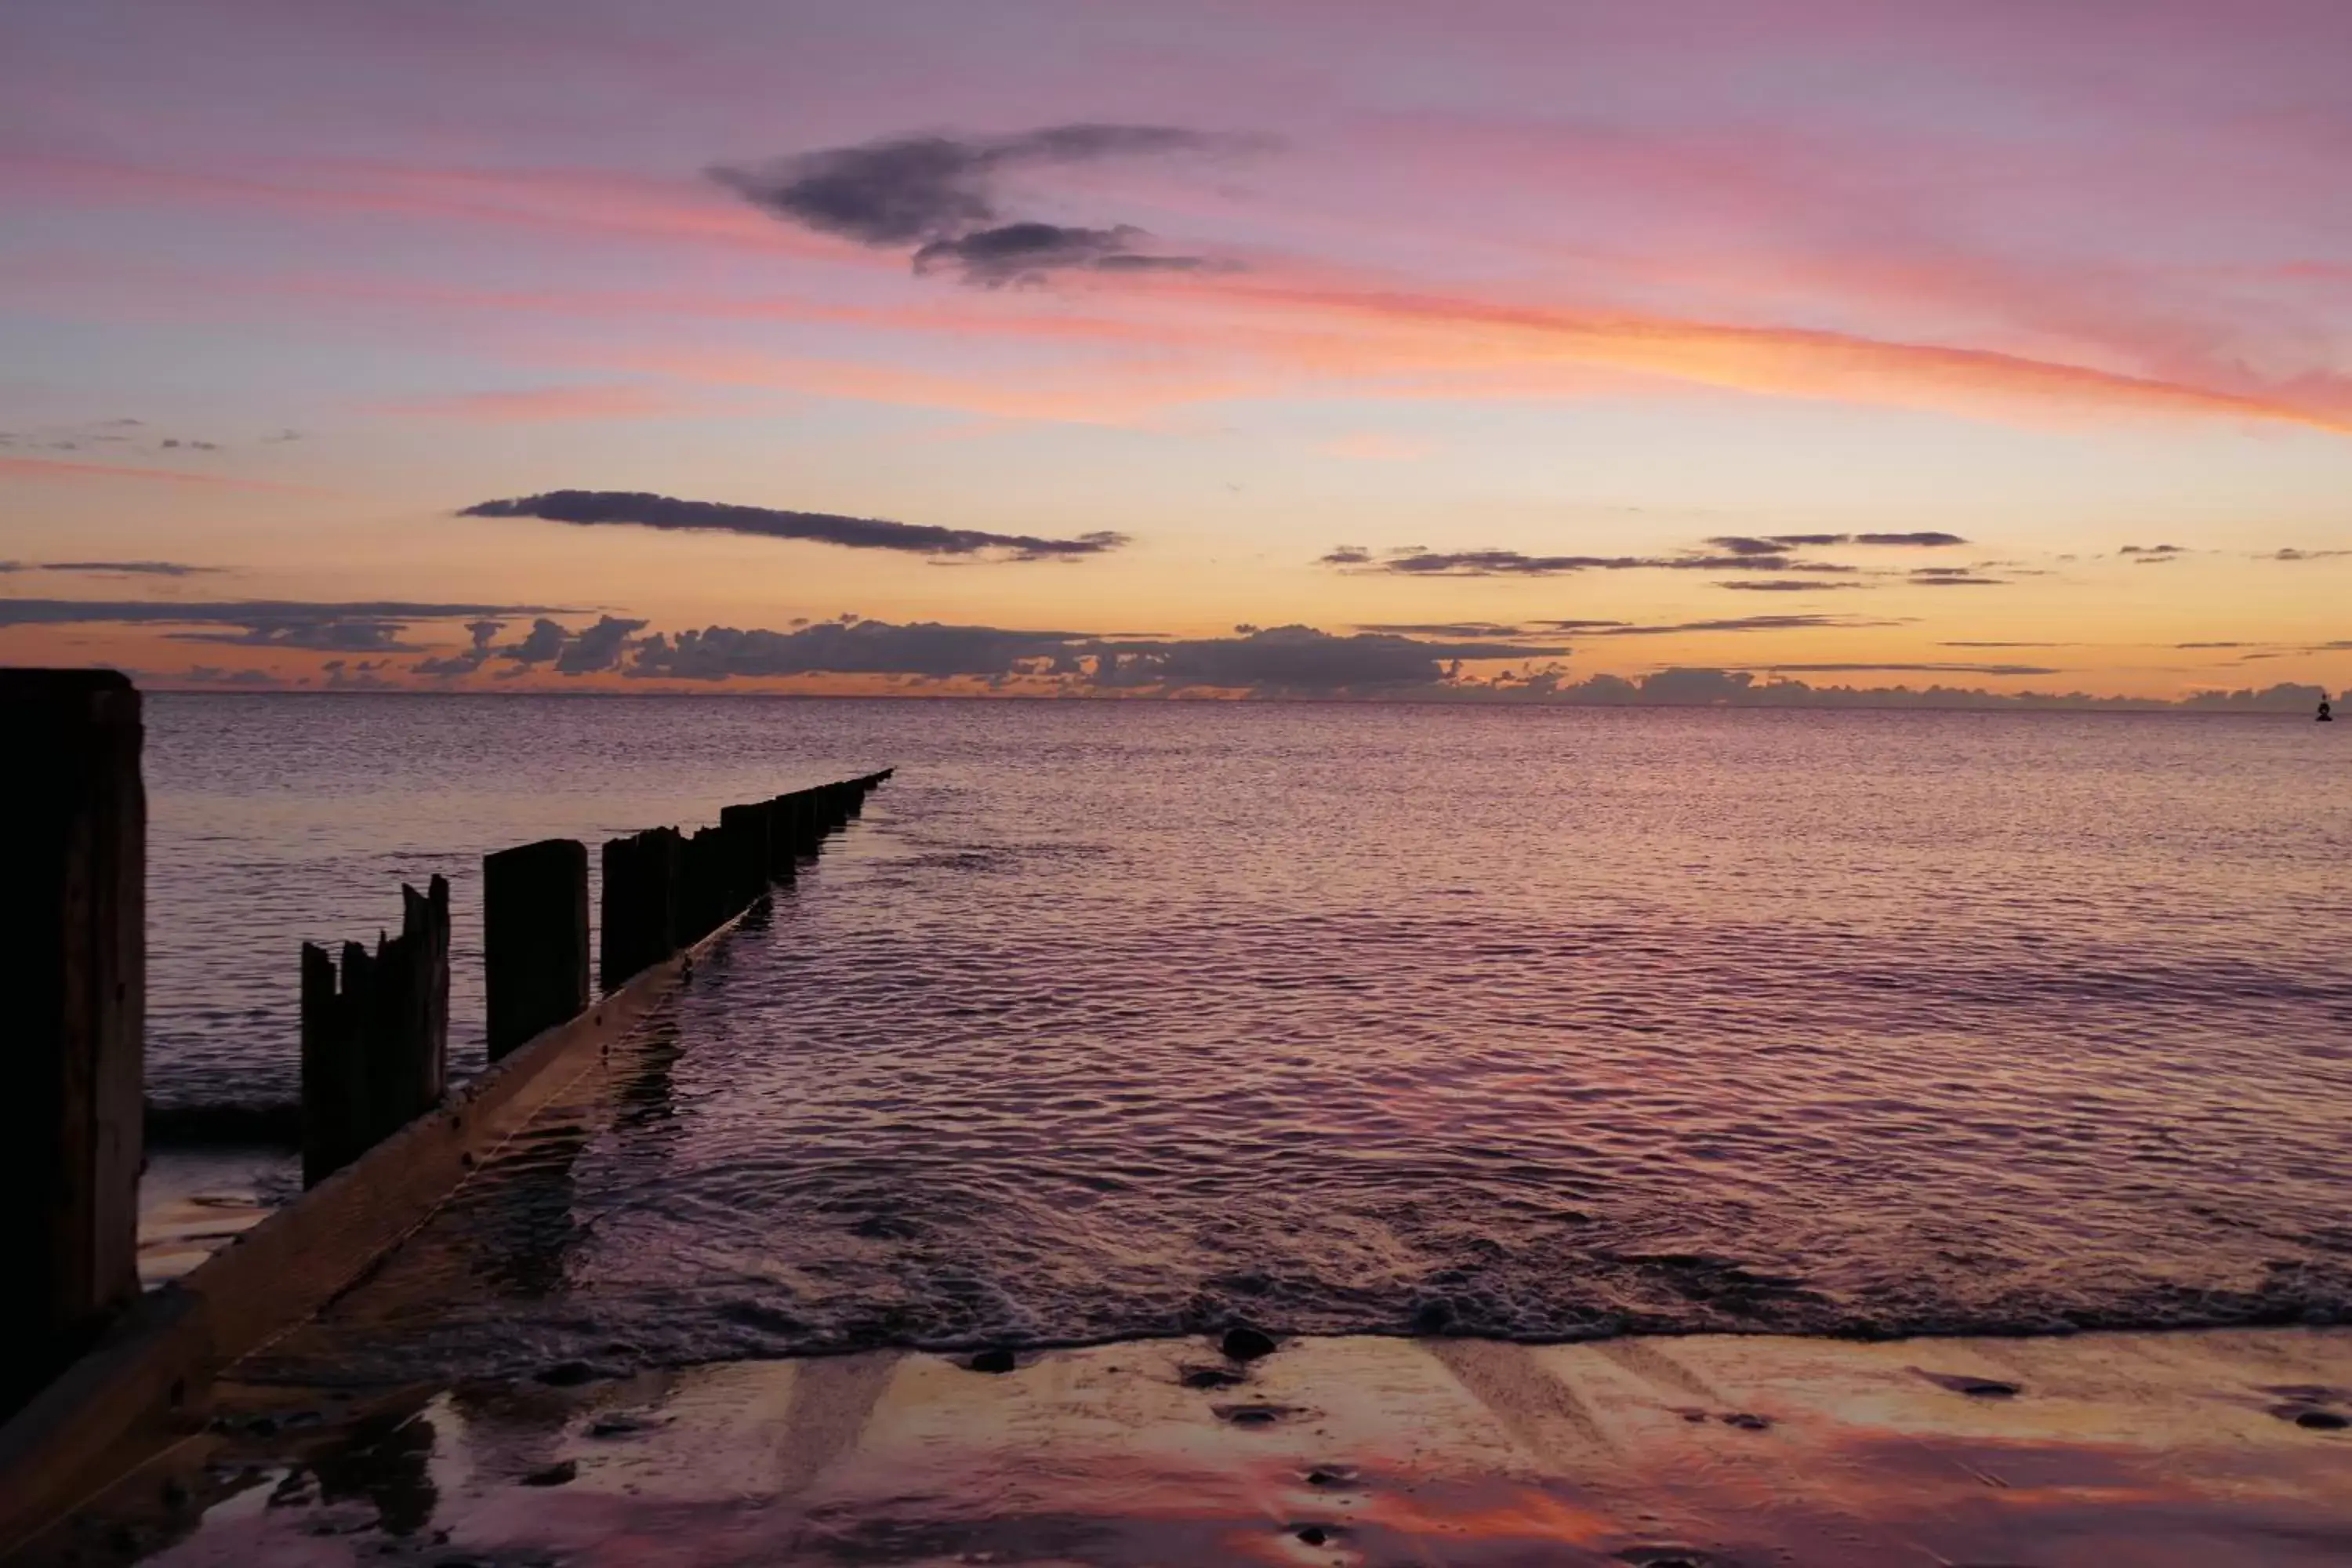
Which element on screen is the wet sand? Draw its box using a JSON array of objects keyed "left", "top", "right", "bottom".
[{"left": 19, "top": 1325, "right": 2349, "bottom": 1566}]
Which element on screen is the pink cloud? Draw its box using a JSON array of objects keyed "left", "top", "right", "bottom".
[
  {"left": 0, "top": 455, "right": 309, "bottom": 491},
  {"left": 366, "top": 384, "right": 697, "bottom": 422}
]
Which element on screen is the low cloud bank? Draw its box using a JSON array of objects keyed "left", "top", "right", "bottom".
[{"left": 18, "top": 597, "right": 2332, "bottom": 710}]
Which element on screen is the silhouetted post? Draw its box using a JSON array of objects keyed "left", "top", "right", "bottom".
[
  {"left": 780, "top": 790, "right": 819, "bottom": 858},
  {"left": 720, "top": 803, "right": 772, "bottom": 905},
  {"left": 763, "top": 797, "right": 799, "bottom": 884},
  {"left": 299, "top": 940, "right": 366, "bottom": 1186},
  {"left": 675, "top": 826, "right": 724, "bottom": 944},
  {"left": 484, "top": 838, "right": 588, "bottom": 1060},
  {"left": 299, "top": 877, "right": 450, "bottom": 1187},
  {"left": 599, "top": 827, "right": 679, "bottom": 993},
  {"left": 0, "top": 671, "right": 143, "bottom": 1413}
]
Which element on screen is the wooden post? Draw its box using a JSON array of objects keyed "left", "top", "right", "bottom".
[
  {"left": 763, "top": 797, "right": 798, "bottom": 884},
  {"left": 720, "top": 803, "right": 772, "bottom": 905},
  {"left": 300, "top": 939, "right": 367, "bottom": 1186},
  {"left": 0, "top": 670, "right": 143, "bottom": 1414},
  {"left": 484, "top": 838, "right": 587, "bottom": 1060},
  {"left": 299, "top": 877, "right": 449, "bottom": 1188},
  {"left": 681, "top": 825, "right": 735, "bottom": 941},
  {"left": 599, "top": 827, "right": 679, "bottom": 993},
  {"left": 779, "top": 790, "right": 819, "bottom": 859}
]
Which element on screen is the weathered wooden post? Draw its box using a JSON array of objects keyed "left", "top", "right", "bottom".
[
  {"left": 720, "top": 803, "right": 772, "bottom": 905},
  {"left": 599, "top": 826, "right": 679, "bottom": 993},
  {"left": 779, "top": 789, "right": 819, "bottom": 859},
  {"left": 0, "top": 670, "right": 143, "bottom": 1414},
  {"left": 299, "top": 939, "right": 368, "bottom": 1186},
  {"left": 484, "top": 838, "right": 588, "bottom": 1060},
  {"left": 299, "top": 877, "right": 449, "bottom": 1187},
  {"left": 763, "top": 797, "right": 799, "bottom": 884},
  {"left": 679, "top": 825, "right": 731, "bottom": 943}
]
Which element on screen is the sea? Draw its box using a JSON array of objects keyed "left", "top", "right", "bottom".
[{"left": 143, "top": 693, "right": 2352, "bottom": 1377}]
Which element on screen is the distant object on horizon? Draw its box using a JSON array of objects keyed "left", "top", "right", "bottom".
[{"left": 2321, "top": 698, "right": 2334, "bottom": 722}]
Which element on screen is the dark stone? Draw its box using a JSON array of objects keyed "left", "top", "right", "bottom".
[
  {"left": 1303, "top": 1465, "right": 1357, "bottom": 1487},
  {"left": 520, "top": 1460, "right": 577, "bottom": 1487},
  {"left": 1213, "top": 1403, "right": 1300, "bottom": 1426},
  {"left": 1916, "top": 1369, "right": 2023, "bottom": 1399},
  {"left": 1294, "top": 1525, "right": 1330, "bottom": 1546},
  {"left": 2295, "top": 1410, "right": 2349, "bottom": 1431},
  {"left": 1719, "top": 1411, "right": 1772, "bottom": 1431},
  {"left": 1179, "top": 1364, "right": 1246, "bottom": 1390},
  {"left": 1221, "top": 1325, "right": 1279, "bottom": 1362},
  {"left": 966, "top": 1348, "right": 1018, "bottom": 1374},
  {"left": 534, "top": 1359, "right": 601, "bottom": 1387}
]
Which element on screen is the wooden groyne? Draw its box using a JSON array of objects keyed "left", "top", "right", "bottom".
[{"left": 0, "top": 667, "right": 892, "bottom": 1552}]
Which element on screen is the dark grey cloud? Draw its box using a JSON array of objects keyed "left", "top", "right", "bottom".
[
  {"left": 1700, "top": 532, "right": 1969, "bottom": 550},
  {"left": 501, "top": 618, "right": 571, "bottom": 664},
  {"left": 2, "top": 597, "right": 579, "bottom": 659},
  {"left": 174, "top": 619, "right": 422, "bottom": 653},
  {"left": 1759, "top": 662, "right": 2061, "bottom": 676},
  {"left": 2270, "top": 547, "right": 2352, "bottom": 562},
  {"left": 1330, "top": 546, "right": 1861, "bottom": 578},
  {"left": 1579, "top": 614, "right": 1900, "bottom": 637},
  {"left": 1908, "top": 568, "right": 2009, "bottom": 586},
  {"left": 711, "top": 124, "right": 1253, "bottom": 285},
  {"left": 554, "top": 615, "right": 649, "bottom": 674},
  {"left": 1090, "top": 625, "right": 1558, "bottom": 694},
  {"left": 1352, "top": 622, "right": 1541, "bottom": 637},
  {"left": 1715, "top": 579, "right": 1871, "bottom": 592},
  {"left": 0, "top": 598, "right": 573, "bottom": 628},
  {"left": 1486, "top": 667, "right": 2324, "bottom": 710},
  {"left": 605, "top": 619, "right": 1558, "bottom": 695},
  {"left": 413, "top": 618, "right": 510, "bottom": 677},
  {"left": 29, "top": 561, "right": 223, "bottom": 577},
  {"left": 913, "top": 222, "right": 1217, "bottom": 286},
  {"left": 1942, "top": 641, "right": 2077, "bottom": 648},
  {"left": 463, "top": 490, "right": 1127, "bottom": 561},
  {"left": 626, "top": 619, "right": 1087, "bottom": 681}
]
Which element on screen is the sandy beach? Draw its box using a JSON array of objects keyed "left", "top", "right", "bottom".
[{"left": 16, "top": 1324, "right": 2348, "bottom": 1566}]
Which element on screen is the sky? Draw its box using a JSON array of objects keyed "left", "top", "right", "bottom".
[{"left": 3, "top": 0, "right": 2348, "bottom": 702}]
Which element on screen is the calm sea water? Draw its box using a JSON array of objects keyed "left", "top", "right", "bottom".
[{"left": 147, "top": 695, "right": 2352, "bottom": 1371}]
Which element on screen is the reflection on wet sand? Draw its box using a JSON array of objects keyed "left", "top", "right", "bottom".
[{"left": 23, "top": 1327, "right": 2349, "bottom": 1566}]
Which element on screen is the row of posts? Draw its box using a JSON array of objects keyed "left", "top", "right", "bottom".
[
  {"left": 299, "top": 770, "right": 893, "bottom": 1186},
  {"left": 1, "top": 665, "right": 890, "bottom": 1411}
]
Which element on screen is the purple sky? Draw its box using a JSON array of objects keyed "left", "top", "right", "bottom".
[{"left": 3, "top": 0, "right": 2347, "bottom": 698}]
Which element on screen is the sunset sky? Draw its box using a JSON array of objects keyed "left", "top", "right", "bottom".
[{"left": 4, "top": 0, "right": 2348, "bottom": 700}]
